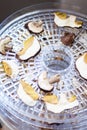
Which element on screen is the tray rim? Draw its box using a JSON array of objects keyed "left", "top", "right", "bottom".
[{"left": 0, "top": 2, "right": 87, "bottom": 129}]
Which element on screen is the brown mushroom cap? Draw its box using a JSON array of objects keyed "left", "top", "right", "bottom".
[
  {"left": 61, "top": 32, "right": 75, "bottom": 46},
  {"left": 25, "top": 20, "right": 43, "bottom": 34}
]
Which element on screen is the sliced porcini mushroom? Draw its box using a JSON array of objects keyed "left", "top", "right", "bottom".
[
  {"left": 61, "top": 32, "right": 75, "bottom": 46},
  {"left": 69, "top": 15, "right": 83, "bottom": 27},
  {"left": 2, "top": 60, "right": 19, "bottom": 79},
  {"left": 0, "top": 36, "right": 12, "bottom": 55},
  {"left": 38, "top": 71, "right": 54, "bottom": 91},
  {"left": 76, "top": 52, "right": 87, "bottom": 79},
  {"left": 55, "top": 12, "right": 68, "bottom": 19},
  {"left": 38, "top": 71, "right": 60, "bottom": 92},
  {"left": 17, "top": 36, "right": 41, "bottom": 61},
  {"left": 17, "top": 80, "right": 39, "bottom": 106},
  {"left": 45, "top": 93, "right": 79, "bottom": 113},
  {"left": 42, "top": 94, "right": 58, "bottom": 104},
  {"left": 68, "top": 95, "right": 77, "bottom": 103},
  {"left": 54, "top": 12, "right": 83, "bottom": 28},
  {"left": 25, "top": 20, "right": 43, "bottom": 34},
  {"left": 4, "top": 44, "right": 13, "bottom": 51},
  {"left": 84, "top": 53, "right": 87, "bottom": 63}
]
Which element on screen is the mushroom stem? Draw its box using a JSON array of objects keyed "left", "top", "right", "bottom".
[
  {"left": 37, "top": 21, "right": 43, "bottom": 26},
  {"left": 33, "top": 21, "right": 43, "bottom": 27},
  {"left": 49, "top": 74, "right": 60, "bottom": 84}
]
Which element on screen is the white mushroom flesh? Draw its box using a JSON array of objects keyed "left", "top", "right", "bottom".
[
  {"left": 54, "top": 13, "right": 82, "bottom": 28},
  {"left": 76, "top": 53, "right": 87, "bottom": 79},
  {"left": 17, "top": 83, "right": 37, "bottom": 106},
  {"left": 2, "top": 60, "right": 19, "bottom": 79},
  {"left": 45, "top": 93, "right": 79, "bottom": 113},
  {"left": 38, "top": 71, "right": 54, "bottom": 91},
  {"left": 28, "top": 20, "right": 43, "bottom": 33},
  {"left": 0, "top": 36, "right": 12, "bottom": 54},
  {"left": 17, "top": 36, "right": 40, "bottom": 60}
]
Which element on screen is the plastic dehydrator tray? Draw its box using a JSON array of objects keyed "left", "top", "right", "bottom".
[{"left": 0, "top": 2, "right": 87, "bottom": 130}]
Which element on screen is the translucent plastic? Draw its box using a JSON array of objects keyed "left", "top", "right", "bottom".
[
  {"left": 0, "top": 2, "right": 87, "bottom": 130},
  {"left": 42, "top": 44, "right": 74, "bottom": 75}
]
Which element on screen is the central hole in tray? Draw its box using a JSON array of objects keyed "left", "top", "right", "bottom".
[{"left": 43, "top": 45, "right": 73, "bottom": 74}]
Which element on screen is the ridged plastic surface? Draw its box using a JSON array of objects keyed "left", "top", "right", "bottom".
[{"left": 0, "top": 3, "right": 87, "bottom": 129}]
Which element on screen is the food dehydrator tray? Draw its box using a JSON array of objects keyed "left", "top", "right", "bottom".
[{"left": 0, "top": 2, "right": 87, "bottom": 130}]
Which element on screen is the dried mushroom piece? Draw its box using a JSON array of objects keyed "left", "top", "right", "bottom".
[
  {"left": 2, "top": 60, "right": 19, "bottom": 78},
  {"left": 17, "top": 80, "right": 39, "bottom": 106},
  {"left": 2, "top": 61, "right": 12, "bottom": 76},
  {"left": 45, "top": 93, "right": 79, "bottom": 113},
  {"left": 38, "top": 71, "right": 53, "bottom": 92},
  {"left": 17, "top": 36, "right": 41, "bottom": 61},
  {"left": 0, "top": 36, "right": 12, "bottom": 55},
  {"left": 54, "top": 12, "right": 68, "bottom": 19},
  {"left": 20, "top": 80, "right": 39, "bottom": 100},
  {"left": 54, "top": 12, "right": 83, "bottom": 28},
  {"left": 25, "top": 20, "right": 43, "bottom": 34},
  {"left": 84, "top": 53, "right": 87, "bottom": 63},
  {"left": 76, "top": 52, "right": 87, "bottom": 79},
  {"left": 68, "top": 95, "right": 77, "bottom": 103},
  {"left": 42, "top": 94, "right": 58, "bottom": 104},
  {"left": 49, "top": 74, "right": 60, "bottom": 84},
  {"left": 61, "top": 32, "right": 75, "bottom": 46},
  {"left": 38, "top": 71, "right": 60, "bottom": 92}
]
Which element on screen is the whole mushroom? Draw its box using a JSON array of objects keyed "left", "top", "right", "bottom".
[{"left": 38, "top": 71, "right": 60, "bottom": 92}]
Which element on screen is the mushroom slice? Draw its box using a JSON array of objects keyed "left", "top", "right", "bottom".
[
  {"left": 68, "top": 95, "right": 77, "bottom": 103},
  {"left": 25, "top": 20, "right": 43, "bottom": 34},
  {"left": 17, "top": 36, "right": 41, "bottom": 60},
  {"left": 69, "top": 15, "right": 83, "bottom": 28},
  {"left": 61, "top": 32, "right": 75, "bottom": 46},
  {"left": 2, "top": 60, "right": 19, "bottom": 79},
  {"left": 54, "top": 12, "right": 83, "bottom": 28},
  {"left": 45, "top": 93, "right": 79, "bottom": 113},
  {"left": 76, "top": 52, "right": 87, "bottom": 79},
  {"left": 0, "top": 36, "right": 12, "bottom": 55},
  {"left": 54, "top": 12, "right": 70, "bottom": 27},
  {"left": 38, "top": 71, "right": 54, "bottom": 92},
  {"left": 17, "top": 80, "right": 39, "bottom": 106},
  {"left": 42, "top": 94, "right": 58, "bottom": 104}
]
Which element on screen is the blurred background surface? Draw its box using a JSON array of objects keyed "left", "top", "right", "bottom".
[{"left": 0, "top": 0, "right": 87, "bottom": 23}]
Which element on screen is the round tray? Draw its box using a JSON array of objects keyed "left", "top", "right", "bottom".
[{"left": 0, "top": 2, "right": 87, "bottom": 130}]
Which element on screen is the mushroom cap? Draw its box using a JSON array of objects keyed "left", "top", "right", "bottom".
[
  {"left": 61, "top": 32, "right": 75, "bottom": 46},
  {"left": 38, "top": 71, "right": 54, "bottom": 91},
  {"left": 25, "top": 20, "right": 43, "bottom": 34}
]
